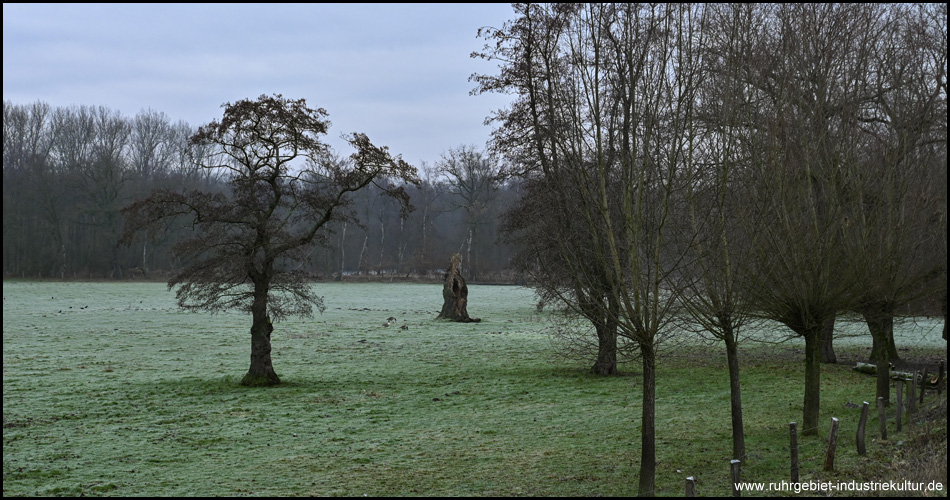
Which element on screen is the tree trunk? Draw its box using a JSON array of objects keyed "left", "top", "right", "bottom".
[
  {"left": 820, "top": 314, "right": 836, "bottom": 364},
  {"left": 942, "top": 288, "right": 947, "bottom": 342},
  {"left": 436, "top": 253, "right": 480, "bottom": 322},
  {"left": 863, "top": 310, "right": 893, "bottom": 404},
  {"left": 241, "top": 286, "right": 280, "bottom": 386},
  {"left": 464, "top": 227, "right": 475, "bottom": 282},
  {"left": 111, "top": 245, "right": 123, "bottom": 280},
  {"left": 357, "top": 234, "right": 368, "bottom": 275},
  {"left": 377, "top": 219, "right": 385, "bottom": 275},
  {"left": 591, "top": 319, "right": 618, "bottom": 376},
  {"left": 141, "top": 241, "right": 149, "bottom": 278},
  {"left": 337, "top": 221, "right": 346, "bottom": 281},
  {"left": 638, "top": 341, "right": 656, "bottom": 496},
  {"left": 60, "top": 241, "right": 66, "bottom": 280},
  {"left": 866, "top": 307, "right": 900, "bottom": 363},
  {"left": 802, "top": 327, "right": 822, "bottom": 436},
  {"left": 724, "top": 332, "right": 746, "bottom": 461}
]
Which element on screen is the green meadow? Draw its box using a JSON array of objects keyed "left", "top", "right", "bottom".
[{"left": 3, "top": 281, "right": 946, "bottom": 496}]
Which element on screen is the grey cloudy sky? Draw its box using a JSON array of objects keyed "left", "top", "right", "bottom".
[{"left": 2, "top": 3, "right": 516, "bottom": 167}]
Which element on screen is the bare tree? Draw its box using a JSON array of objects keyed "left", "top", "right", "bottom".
[
  {"left": 437, "top": 144, "right": 501, "bottom": 281},
  {"left": 475, "top": 4, "right": 705, "bottom": 494},
  {"left": 673, "top": 3, "right": 765, "bottom": 461},
  {"left": 77, "top": 106, "right": 132, "bottom": 278},
  {"left": 3, "top": 101, "right": 57, "bottom": 276},
  {"left": 503, "top": 173, "right": 623, "bottom": 375},
  {"left": 123, "top": 94, "right": 419, "bottom": 386},
  {"left": 851, "top": 3, "right": 948, "bottom": 403},
  {"left": 735, "top": 4, "right": 885, "bottom": 435}
]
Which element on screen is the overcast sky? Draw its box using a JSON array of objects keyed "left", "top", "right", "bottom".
[{"left": 3, "top": 3, "right": 516, "bottom": 167}]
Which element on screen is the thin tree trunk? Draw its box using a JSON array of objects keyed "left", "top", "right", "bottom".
[
  {"left": 802, "top": 328, "right": 822, "bottom": 436},
  {"left": 357, "top": 234, "right": 368, "bottom": 275},
  {"left": 111, "top": 245, "right": 122, "bottom": 280},
  {"left": 397, "top": 216, "right": 406, "bottom": 278},
  {"left": 60, "top": 241, "right": 66, "bottom": 280},
  {"left": 337, "top": 221, "right": 346, "bottom": 281},
  {"left": 465, "top": 227, "right": 474, "bottom": 281},
  {"left": 378, "top": 219, "right": 385, "bottom": 275},
  {"left": 142, "top": 240, "right": 149, "bottom": 278},
  {"left": 638, "top": 341, "right": 656, "bottom": 496},
  {"left": 724, "top": 333, "right": 746, "bottom": 461}
]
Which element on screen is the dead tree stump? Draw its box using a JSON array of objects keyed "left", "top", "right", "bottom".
[{"left": 436, "top": 253, "right": 481, "bottom": 323}]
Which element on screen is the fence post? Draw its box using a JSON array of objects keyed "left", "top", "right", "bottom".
[
  {"left": 877, "top": 397, "right": 887, "bottom": 440},
  {"left": 685, "top": 476, "right": 696, "bottom": 497},
  {"left": 896, "top": 379, "right": 904, "bottom": 433},
  {"left": 909, "top": 371, "right": 918, "bottom": 413},
  {"left": 856, "top": 401, "right": 869, "bottom": 455},
  {"left": 789, "top": 422, "right": 799, "bottom": 483},
  {"left": 731, "top": 459, "right": 741, "bottom": 497},
  {"left": 939, "top": 361, "right": 945, "bottom": 395},
  {"left": 824, "top": 417, "right": 839, "bottom": 471},
  {"left": 920, "top": 367, "right": 929, "bottom": 406}
]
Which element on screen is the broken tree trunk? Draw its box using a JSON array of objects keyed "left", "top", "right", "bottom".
[{"left": 436, "top": 253, "right": 481, "bottom": 323}]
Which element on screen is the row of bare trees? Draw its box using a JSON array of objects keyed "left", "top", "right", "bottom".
[
  {"left": 474, "top": 3, "right": 946, "bottom": 495},
  {"left": 3, "top": 102, "right": 217, "bottom": 279},
  {"left": 3, "top": 100, "right": 518, "bottom": 281}
]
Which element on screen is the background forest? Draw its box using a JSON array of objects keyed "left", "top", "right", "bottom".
[{"left": 2, "top": 101, "right": 517, "bottom": 282}]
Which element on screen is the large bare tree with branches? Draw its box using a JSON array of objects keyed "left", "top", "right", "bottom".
[
  {"left": 476, "top": 4, "right": 705, "bottom": 494},
  {"left": 122, "top": 94, "right": 419, "bottom": 386}
]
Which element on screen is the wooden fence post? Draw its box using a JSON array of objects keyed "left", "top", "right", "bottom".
[
  {"left": 824, "top": 417, "right": 839, "bottom": 471},
  {"left": 920, "top": 367, "right": 929, "bottom": 405},
  {"left": 896, "top": 379, "right": 904, "bottom": 433},
  {"left": 789, "top": 422, "right": 799, "bottom": 483},
  {"left": 939, "top": 361, "right": 945, "bottom": 395},
  {"left": 731, "top": 459, "right": 741, "bottom": 497},
  {"left": 685, "top": 476, "right": 696, "bottom": 497},
  {"left": 909, "top": 371, "right": 918, "bottom": 413},
  {"left": 877, "top": 397, "right": 887, "bottom": 441},
  {"left": 856, "top": 401, "right": 869, "bottom": 455}
]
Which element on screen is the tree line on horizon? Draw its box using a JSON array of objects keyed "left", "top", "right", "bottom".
[{"left": 2, "top": 100, "right": 519, "bottom": 282}]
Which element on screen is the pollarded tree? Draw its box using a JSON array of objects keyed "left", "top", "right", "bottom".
[
  {"left": 122, "top": 94, "right": 419, "bottom": 386},
  {"left": 851, "top": 3, "right": 947, "bottom": 404},
  {"left": 736, "top": 4, "right": 884, "bottom": 435},
  {"left": 475, "top": 4, "right": 706, "bottom": 494},
  {"left": 503, "top": 171, "right": 623, "bottom": 376}
]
